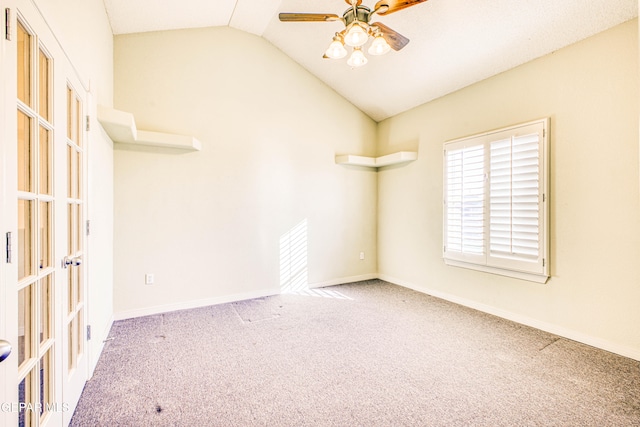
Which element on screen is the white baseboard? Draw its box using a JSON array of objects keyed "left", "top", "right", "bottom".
[
  {"left": 113, "top": 287, "right": 282, "bottom": 321},
  {"left": 309, "top": 273, "right": 378, "bottom": 289},
  {"left": 379, "top": 274, "right": 640, "bottom": 362},
  {"left": 112, "top": 273, "right": 378, "bottom": 321}
]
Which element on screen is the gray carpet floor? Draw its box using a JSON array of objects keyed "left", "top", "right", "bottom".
[{"left": 70, "top": 280, "right": 640, "bottom": 426}]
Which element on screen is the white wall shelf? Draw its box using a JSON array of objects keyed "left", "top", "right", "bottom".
[
  {"left": 97, "top": 106, "right": 202, "bottom": 151},
  {"left": 335, "top": 151, "right": 417, "bottom": 169}
]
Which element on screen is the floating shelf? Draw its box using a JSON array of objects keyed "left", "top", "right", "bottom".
[
  {"left": 335, "top": 151, "right": 418, "bottom": 169},
  {"left": 97, "top": 106, "right": 201, "bottom": 151}
]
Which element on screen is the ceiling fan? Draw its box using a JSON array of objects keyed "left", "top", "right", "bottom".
[{"left": 279, "top": 0, "right": 428, "bottom": 67}]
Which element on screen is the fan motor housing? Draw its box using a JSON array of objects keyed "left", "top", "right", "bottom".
[{"left": 343, "top": 6, "right": 371, "bottom": 25}]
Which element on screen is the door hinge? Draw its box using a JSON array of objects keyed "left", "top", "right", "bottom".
[
  {"left": 5, "top": 232, "right": 12, "bottom": 263},
  {"left": 86, "top": 115, "right": 91, "bottom": 132},
  {"left": 87, "top": 325, "right": 92, "bottom": 341},
  {"left": 443, "top": 245, "right": 446, "bottom": 253},
  {"left": 5, "top": 8, "right": 11, "bottom": 41},
  {"left": 543, "top": 258, "right": 546, "bottom": 267},
  {"left": 86, "top": 220, "right": 91, "bottom": 236}
]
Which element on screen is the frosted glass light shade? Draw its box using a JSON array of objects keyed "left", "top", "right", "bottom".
[
  {"left": 347, "top": 48, "right": 368, "bottom": 67},
  {"left": 368, "top": 35, "right": 390, "bottom": 55},
  {"left": 325, "top": 39, "right": 347, "bottom": 59},
  {"left": 344, "top": 24, "right": 368, "bottom": 47}
]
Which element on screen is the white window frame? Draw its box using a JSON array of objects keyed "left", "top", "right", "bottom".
[{"left": 443, "top": 118, "right": 549, "bottom": 283}]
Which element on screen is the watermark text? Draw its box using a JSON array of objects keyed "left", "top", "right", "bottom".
[{"left": 1, "top": 402, "right": 70, "bottom": 413}]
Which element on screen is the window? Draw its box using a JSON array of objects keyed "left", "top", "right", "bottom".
[{"left": 443, "top": 119, "right": 549, "bottom": 283}]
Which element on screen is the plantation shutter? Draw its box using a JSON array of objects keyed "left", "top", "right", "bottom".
[
  {"left": 444, "top": 141, "right": 486, "bottom": 264},
  {"left": 488, "top": 123, "right": 545, "bottom": 274},
  {"left": 443, "top": 119, "right": 548, "bottom": 282}
]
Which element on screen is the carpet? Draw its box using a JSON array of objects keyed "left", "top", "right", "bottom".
[{"left": 70, "top": 280, "right": 640, "bottom": 426}]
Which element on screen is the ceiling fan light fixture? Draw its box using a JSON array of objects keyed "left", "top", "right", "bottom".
[
  {"left": 344, "top": 23, "right": 368, "bottom": 47},
  {"left": 325, "top": 36, "right": 348, "bottom": 59},
  {"left": 368, "top": 34, "right": 390, "bottom": 55},
  {"left": 347, "top": 47, "right": 368, "bottom": 67},
  {"left": 280, "top": 0, "right": 424, "bottom": 67}
]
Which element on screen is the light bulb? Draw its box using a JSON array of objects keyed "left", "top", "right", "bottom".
[
  {"left": 347, "top": 48, "right": 368, "bottom": 67},
  {"left": 324, "top": 38, "right": 347, "bottom": 59},
  {"left": 368, "top": 34, "right": 390, "bottom": 56},
  {"left": 344, "top": 24, "right": 368, "bottom": 47}
]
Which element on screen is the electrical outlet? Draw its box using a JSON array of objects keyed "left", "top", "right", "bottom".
[
  {"left": 145, "top": 274, "right": 154, "bottom": 285},
  {"left": 359, "top": 252, "right": 365, "bottom": 260}
]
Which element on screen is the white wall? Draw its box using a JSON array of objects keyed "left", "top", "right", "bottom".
[
  {"left": 87, "top": 125, "right": 114, "bottom": 372},
  {"left": 378, "top": 19, "right": 640, "bottom": 359},
  {"left": 113, "top": 27, "right": 378, "bottom": 316},
  {"left": 33, "top": 0, "right": 114, "bottom": 372}
]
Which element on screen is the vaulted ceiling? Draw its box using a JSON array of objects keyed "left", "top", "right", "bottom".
[{"left": 103, "top": 0, "right": 638, "bottom": 121}]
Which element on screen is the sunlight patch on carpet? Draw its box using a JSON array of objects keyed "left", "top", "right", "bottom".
[{"left": 283, "top": 288, "right": 353, "bottom": 300}]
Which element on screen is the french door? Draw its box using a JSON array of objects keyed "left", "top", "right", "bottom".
[{"left": 1, "top": 0, "right": 89, "bottom": 425}]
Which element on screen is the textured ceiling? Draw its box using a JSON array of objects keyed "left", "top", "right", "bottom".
[{"left": 103, "top": 0, "right": 638, "bottom": 121}]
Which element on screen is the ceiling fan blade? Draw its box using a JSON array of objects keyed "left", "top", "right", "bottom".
[
  {"left": 371, "top": 22, "right": 410, "bottom": 51},
  {"left": 279, "top": 13, "right": 341, "bottom": 22},
  {"left": 374, "top": 0, "right": 428, "bottom": 15}
]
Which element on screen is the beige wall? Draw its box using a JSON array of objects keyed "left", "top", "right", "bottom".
[
  {"left": 112, "top": 18, "right": 639, "bottom": 359},
  {"left": 113, "top": 27, "right": 378, "bottom": 316},
  {"left": 378, "top": 19, "right": 640, "bottom": 359}
]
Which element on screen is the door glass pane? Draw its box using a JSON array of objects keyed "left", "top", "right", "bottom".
[
  {"left": 18, "top": 372, "right": 33, "bottom": 427},
  {"left": 75, "top": 264, "right": 82, "bottom": 306},
  {"left": 67, "top": 203, "right": 74, "bottom": 254},
  {"left": 76, "top": 151, "right": 82, "bottom": 199},
  {"left": 67, "top": 87, "right": 75, "bottom": 142},
  {"left": 39, "top": 201, "right": 51, "bottom": 269},
  {"left": 76, "top": 204, "right": 82, "bottom": 252},
  {"left": 39, "top": 275, "right": 52, "bottom": 345},
  {"left": 68, "top": 319, "right": 75, "bottom": 371},
  {"left": 76, "top": 98, "right": 82, "bottom": 147},
  {"left": 67, "top": 145, "right": 73, "bottom": 197},
  {"left": 40, "top": 348, "right": 53, "bottom": 420},
  {"left": 38, "top": 49, "right": 50, "bottom": 120},
  {"left": 77, "top": 310, "right": 84, "bottom": 358},
  {"left": 39, "top": 126, "right": 51, "bottom": 195},
  {"left": 18, "top": 285, "right": 33, "bottom": 367},
  {"left": 18, "top": 200, "right": 34, "bottom": 280},
  {"left": 18, "top": 110, "right": 32, "bottom": 192},
  {"left": 68, "top": 264, "right": 74, "bottom": 315},
  {"left": 17, "top": 21, "right": 31, "bottom": 106}
]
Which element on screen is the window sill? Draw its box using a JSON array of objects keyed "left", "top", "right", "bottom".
[{"left": 444, "top": 258, "right": 549, "bottom": 284}]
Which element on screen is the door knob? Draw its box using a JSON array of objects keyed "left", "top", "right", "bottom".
[
  {"left": 62, "top": 256, "right": 82, "bottom": 268},
  {"left": 0, "top": 340, "right": 11, "bottom": 363}
]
